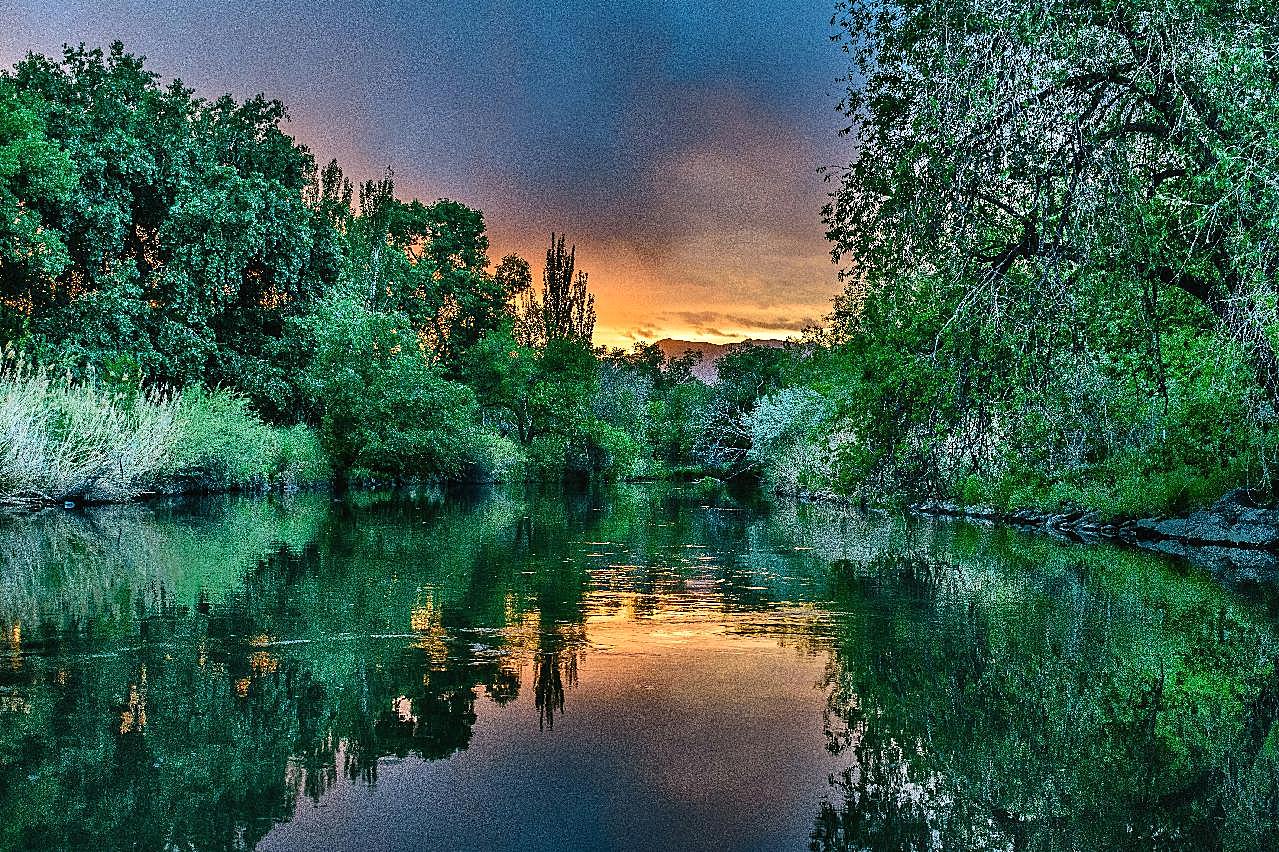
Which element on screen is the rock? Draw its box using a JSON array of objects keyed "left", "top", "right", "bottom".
[
  {"left": 1154, "top": 542, "right": 1279, "bottom": 583},
  {"left": 909, "top": 491, "right": 1279, "bottom": 554},
  {"left": 1197, "top": 514, "right": 1279, "bottom": 548},
  {"left": 1130, "top": 507, "right": 1279, "bottom": 548},
  {"left": 1213, "top": 487, "right": 1259, "bottom": 514},
  {"left": 1075, "top": 512, "right": 1103, "bottom": 533},
  {"left": 1133, "top": 517, "right": 1190, "bottom": 540}
]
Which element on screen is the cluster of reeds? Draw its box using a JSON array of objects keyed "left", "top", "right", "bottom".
[
  {"left": 0, "top": 356, "right": 330, "bottom": 508},
  {"left": 0, "top": 360, "right": 178, "bottom": 506}
]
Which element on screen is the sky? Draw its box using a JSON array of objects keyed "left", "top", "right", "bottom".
[{"left": 0, "top": 0, "right": 850, "bottom": 346}]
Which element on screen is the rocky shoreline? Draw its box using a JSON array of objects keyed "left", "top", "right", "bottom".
[
  {"left": 783, "top": 486, "right": 1279, "bottom": 582},
  {"left": 909, "top": 488, "right": 1279, "bottom": 581}
]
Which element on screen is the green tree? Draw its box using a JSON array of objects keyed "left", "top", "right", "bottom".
[
  {"left": 4, "top": 43, "right": 336, "bottom": 415},
  {"left": 303, "top": 291, "right": 479, "bottom": 484},
  {"left": 517, "top": 233, "right": 595, "bottom": 346},
  {"left": 811, "top": 0, "right": 1279, "bottom": 508},
  {"left": 0, "top": 82, "right": 76, "bottom": 343}
]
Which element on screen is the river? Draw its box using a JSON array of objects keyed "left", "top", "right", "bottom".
[{"left": 0, "top": 484, "right": 1276, "bottom": 851}]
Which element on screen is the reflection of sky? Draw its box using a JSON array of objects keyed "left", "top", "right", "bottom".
[
  {"left": 259, "top": 614, "right": 843, "bottom": 852},
  {"left": 0, "top": 1, "right": 848, "bottom": 345}
]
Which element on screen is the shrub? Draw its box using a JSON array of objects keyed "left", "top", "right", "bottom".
[
  {"left": 526, "top": 435, "right": 569, "bottom": 481},
  {"left": 580, "top": 419, "right": 641, "bottom": 481},
  {"left": 466, "top": 430, "right": 527, "bottom": 483},
  {"left": 0, "top": 365, "right": 331, "bottom": 506},
  {"left": 746, "top": 388, "right": 834, "bottom": 492},
  {"left": 747, "top": 388, "right": 831, "bottom": 466},
  {"left": 0, "top": 365, "right": 178, "bottom": 505},
  {"left": 303, "top": 293, "right": 481, "bottom": 482},
  {"left": 167, "top": 387, "right": 279, "bottom": 492},
  {"left": 272, "top": 424, "right": 330, "bottom": 490}
]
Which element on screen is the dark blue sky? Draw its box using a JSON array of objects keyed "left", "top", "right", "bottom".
[{"left": 1, "top": 0, "right": 849, "bottom": 343}]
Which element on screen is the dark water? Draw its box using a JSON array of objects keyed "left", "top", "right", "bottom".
[{"left": 1, "top": 485, "right": 1278, "bottom": 852}]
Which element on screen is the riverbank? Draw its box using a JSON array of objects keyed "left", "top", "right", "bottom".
[{"left": 785, "top": 486, "right": 1279, "bottom": 582}]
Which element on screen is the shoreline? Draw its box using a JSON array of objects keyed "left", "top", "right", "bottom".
[{"left": 786, "top": 487, "right": 1279, "bottom": 582}]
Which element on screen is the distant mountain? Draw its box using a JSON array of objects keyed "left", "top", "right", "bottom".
[{"left": 654, "top": 337, "right": 788, "bottom": 383}]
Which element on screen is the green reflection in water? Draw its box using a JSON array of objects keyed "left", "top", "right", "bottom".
[{"left": 0, "top": 487, "right": 1275, "bottom": 851}]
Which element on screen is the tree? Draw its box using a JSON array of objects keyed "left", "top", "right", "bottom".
[
  {"left": 516, "top": 233, "right": 595, "bottom": 346},
  {"left": 467, "top": 238, "right": 601, "bottom": 451},
  {"left": 0, "top": 82, "right": 76, "bottom": 343},
  {"left": 699, "top": 345, "right": 794, "bottom": 473},
  {"left": 494, "top": 253, "right": 532, "bottom": 301},
  {"left": 828, "top": 0, "right": 1279, "bottom": 402},
  {"left": 812, "top": 0, "right": 1279, "bottom": 502},
  {"left": 343, "top": 173, "right": 511, "bottom": 373},
  {"left": 303, "top": 292, "right": 479, "bottom": 485},
  {"left": 3, "top": 43, "right": 336, "bottom": 415}
]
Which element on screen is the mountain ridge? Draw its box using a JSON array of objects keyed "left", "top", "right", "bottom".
[{"left": 653, "top": 337, "right": 788, "bottom": 382}]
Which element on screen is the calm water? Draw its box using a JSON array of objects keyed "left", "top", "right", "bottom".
[{"left": 1, "top": 484, "right": 1278, "bottom": 851}]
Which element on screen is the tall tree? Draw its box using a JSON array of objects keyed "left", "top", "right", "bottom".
[
  {"left": 827, "top": 0, "right": 1279, "bottom": 402},
  {"left": 3, "top": 43, "right": 335, "bottom": 415},
  {"left": 517, "top": 233, "right": 595, "bottom": 346}
]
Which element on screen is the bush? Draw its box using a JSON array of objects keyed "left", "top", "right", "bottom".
[
  {"left": 0, "top": 365, "right": 178, "bottom": 505},
  {"left": 581, "top": 419, "right": 641, "bottom": 481},
  {"left": 167, "top": 387, "right": 279, "bottom": 492},
  {"left": 526, "top": 435, "right": 569, "bottom": 481},
  {"left": 746, "top": 388, "right": 834, "bottom": 492},
  {"left": 272, "top": 424, "right": 330, "bottom": 490},
  {"left": 465, "top": 430, "right": 527, "bottom": 483},
  {"left": 303, "top": 293, "right": 481, "bottom": 482},
  {"left": 0, "top": 365, "right": 330, "bottom": 506}
]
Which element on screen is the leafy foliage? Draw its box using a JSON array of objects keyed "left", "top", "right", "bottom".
[
  {"left": 0, "top": 43, "right": 682, "bottom": 495},
  {"left": 711, "top": 0, "right": 1279, "bottom": 515},
  {"left": 302, "top": 292, "right": 480, "bottom": 481}
]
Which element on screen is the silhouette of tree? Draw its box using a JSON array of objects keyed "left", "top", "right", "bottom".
[{"left": 516, "top": 233, "right": 595, "bottom": 346}]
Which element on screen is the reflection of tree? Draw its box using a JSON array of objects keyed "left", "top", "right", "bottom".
[
  {"left": 534, "top": 623, "right": 584, "bottom": 731},
  {"left": 806, "top": 526, "right": 1279, "bottom": 852},
  {"left": 21, "top": 482, "right": 1257, "bottom": 852},
  {"left": 0, "top": 491, "right": 515, "bottom": 848}
]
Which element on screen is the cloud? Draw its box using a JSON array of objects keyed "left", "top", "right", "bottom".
[
  {"left": 624, "top": 326, "right": 660, "bottom": 342},
  {"left": 667, "top": 311, "right": 818, "bottom": 335}
]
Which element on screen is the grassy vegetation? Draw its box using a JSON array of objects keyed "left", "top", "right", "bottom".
[{"left": 0, "top": 365, "right": 327, "bottom": 507}]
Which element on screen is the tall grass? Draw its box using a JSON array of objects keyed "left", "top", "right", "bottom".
[
  {"left": 0, "top": 365, "right": 329, "bottom": 507},
  {"left": 0, "top": 365, "right": 178, "bottom": 505}
]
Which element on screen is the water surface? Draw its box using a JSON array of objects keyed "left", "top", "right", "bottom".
[{"left": 1, "top": 485, "right": 1277, "bottom": 851}]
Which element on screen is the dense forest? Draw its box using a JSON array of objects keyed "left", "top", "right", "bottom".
[{"left": 4, "top": 0, "right": 1279, "bottom": 521}]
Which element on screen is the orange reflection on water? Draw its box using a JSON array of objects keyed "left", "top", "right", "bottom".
[
  {"left": 119, "top": 665, "right": 148, "bottom": 734},
  {"left": 409, "top": 598, "right": 450, "bottom": 666}
]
